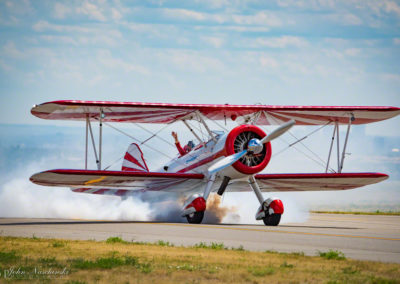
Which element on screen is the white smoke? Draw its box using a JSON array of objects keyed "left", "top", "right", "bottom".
[
  {"left": 0, "top": 161, "right": 241, "bottom": 223},
  {"left": 0, "top": 174, "right": 152, "bottom": 221},
  {"left": 0, "top": 162, "right": 309, "bottom": 224},
  {"left": 221, "top": 193, "right": 309, "bottom": 224}
]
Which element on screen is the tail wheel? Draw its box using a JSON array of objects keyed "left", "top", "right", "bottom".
[
  {"left": 186, "top": 211, "right": 204, "bottom": 224},
  {"left": 263, "top": 213, "right": 281, "bottom": 226}
]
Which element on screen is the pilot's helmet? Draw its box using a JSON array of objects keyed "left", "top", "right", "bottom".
[{"left": 187, "top": 140, "right": 195, "bottom": 149}]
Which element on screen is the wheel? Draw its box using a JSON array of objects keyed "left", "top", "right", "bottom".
[
  {"left": 186, "top": 211, "right": 204, "bottom": 224},
  {"left": 263, "top": 213, "right": 281, "bottom": 226}
]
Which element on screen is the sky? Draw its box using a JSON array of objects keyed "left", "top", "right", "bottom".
[
  {"left": 0, "top": 0, "right": 399, "bottom": 221},
  {"left": 0, "top": 0, "right": 399, "bottom": 126}
]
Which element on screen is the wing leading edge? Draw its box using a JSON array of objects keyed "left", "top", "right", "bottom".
[
  {"left": 31, "top": 100, "right": 400, "bottom": 125},
  {"left": 31, "top": 170, "right": 388, "bottom": 195},
  {"left": 30, "top": 169, "right": 205, "bottom": 195},
  {"left": 225, "top": 173, "right": 388, "bottom": 192}
]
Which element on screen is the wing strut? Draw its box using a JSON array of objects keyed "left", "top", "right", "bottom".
[
  {"left": 324, "top": 114, "right": 354, "bottom": 173},
  {"left": 339, "top": 114, "right": 354, "bottom": 173},
  {"left": 325, "top": 122, "right": 337, "bottom": 173},
  {"left": 87, "top": 115, "right": 100, "bottom": 170},
  {"left": 182, "top": 119, "right": 202, "bottom": 144},
  {"left": 85, "top": 114, "right": 88, "bottom": 170},
  {"left": 99, "top": 108, "right": 103, "bottom": 170},
  {"left": 196, "top": 111, "right": 217, "bottom": 142}
]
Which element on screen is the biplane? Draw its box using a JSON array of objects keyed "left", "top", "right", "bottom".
[{"left": 30, "top": 101, "right": 400, "bottom": 226}]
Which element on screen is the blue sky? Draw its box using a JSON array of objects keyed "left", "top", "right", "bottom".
[{"left": 0, "top": 0, "right": 399, "bottom": 127}]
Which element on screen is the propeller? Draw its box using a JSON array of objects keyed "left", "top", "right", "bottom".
[{"left": 208, "top": 120, "right": 295, "bottom": 174}]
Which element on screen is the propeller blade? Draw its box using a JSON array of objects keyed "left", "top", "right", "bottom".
[
  {"left": 260, "top": 120, "right": 295, "bottom": 144},
  {"left": 208, "top": 150, "right": 247, "bottom": 174}
]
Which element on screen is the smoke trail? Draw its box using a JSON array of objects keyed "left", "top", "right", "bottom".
[
  {"left": 0, "top": 161, "right": 240, "bottom": 223},
  {"left": 0, "top": 158, "right": 310, "bottom": 225},
  {"left": 0, "top": 176, "right": 152, "bottom": 221},
  {"left": 204, "top": 193, "right": 240, "bottom": 224}
]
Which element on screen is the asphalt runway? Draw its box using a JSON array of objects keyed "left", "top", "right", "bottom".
[{"left": 1, "top": 213, "right": 399, "bottom": 263}]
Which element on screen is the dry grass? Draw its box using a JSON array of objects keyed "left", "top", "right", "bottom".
[
  {"left": 312, "top": 210, "right": 400, "bottom": 216},
  {"left": 0, "top": 236, "right": 399, "bottom": 283}
]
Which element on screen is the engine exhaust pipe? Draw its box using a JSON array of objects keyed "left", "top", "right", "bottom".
[{"left": 217, "top": 176, "right": 231, "bottom": 196}]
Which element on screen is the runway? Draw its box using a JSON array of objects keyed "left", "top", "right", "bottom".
[{"left": 1, "top": 213, "right": 399, "bottom": 263}]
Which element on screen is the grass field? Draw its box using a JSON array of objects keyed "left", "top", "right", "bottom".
[
  {"left": 0, "top": 236, "right": 399, "bottom": 283},
  {"left": 311, "top": 210, "right": 400, "bottom": 216}
]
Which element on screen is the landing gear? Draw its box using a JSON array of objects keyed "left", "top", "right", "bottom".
[
  {"left": 186, "top": 211, "right": 204, "bottom": 224},
  {"left": 248, "top": 176, "right": 284, "bottom": 226},
  {"left": 182, "top": 174, "right": 216, "bottom": 224},
  {"left": 263, "top": 213, "right": 281, "bottom": 226}
]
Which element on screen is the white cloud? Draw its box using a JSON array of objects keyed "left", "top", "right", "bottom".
[
  {"left": 4, "top": 0, "right": 33, "bottom": 15},
  {"left": 2, "top": 41, "right": 24, "bottom": 59},
  {"left": 202, "top": 36, "right": 224, "bottom": 48},
  {"left": 33, "top": 20, "right": 91, "bottom": 33},
  {"left": 163, "top": 8, "right": 206, "bottom": 21},
  {"left": 97, "top": 49, "right": 150, "bottom": 75},
  {"left": 76, "top": 0, "right": 106, "bottom": 21},
  {"left": 323, "top": 49, "right": 344, "bottom": 59},
  {"left": 195, "top": 0, "right": 230, "bottom": 9},
  {"left": 162, "top": 8, "right": 282, "bottom": 27},
  {"left": 259, "top": 56, "right": 279, "bottom": 68},
  {"left": 277, "top": 0, "right": 335, "bottom": 10},
  {"left": 111, "top": 7, "right": 122, "bottom": 21},
  {"left": 394, "top": 38, "right": 400, "bottom": 45},
  {"left": 382, "top": 0, "right": 400, "bottom": 17},
  {"left": 160, "top": 50, "right": 225, "bottom": 73},
  {"left": 40, "top": 35, "right": 78, "bottom": 46},
  {"left": 344, "top": 48, "right": 361, "bottom": 56},
  {"left": 33, "top": 21, "right": 122, "bottom": 46},
  {"left": 53, "top": 2, "right": 71, "bottom": 19},
  {"left": 254, "top": 36, "right": 308, "bottom": 48},
  {"left": 381, "top": 73, "right": 400, "bottom": 82},
  {"left": 0, "top": 59, "right": 13, "bottom": 72},
  {"left": 328, "top": 13, "right": 363, "bottom": 26},
  {"left": 231, "top": 11, "right": 282, "bottom": 27}
]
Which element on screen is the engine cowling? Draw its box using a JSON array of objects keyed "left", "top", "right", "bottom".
[{"left": 224, "top": 125, "right": 272, "bottom": 175}]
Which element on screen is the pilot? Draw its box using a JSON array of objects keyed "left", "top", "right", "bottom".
[{"left": 172, "top": 132, "right": 194, "bottom": 156}]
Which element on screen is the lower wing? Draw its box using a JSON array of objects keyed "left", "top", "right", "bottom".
[
  {"left": 227, "top": 173, "right": 388, "bottom": 192},
  {"left": 30, "top": 169, "right": 205, "bottom": 196},
  {"left": 30, "top": 170, "right": 388, "bottom": 195}
]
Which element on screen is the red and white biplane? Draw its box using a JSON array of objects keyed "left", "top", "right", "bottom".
[{"left": 30, "top": 101, "right": 400, "bottom": 225}]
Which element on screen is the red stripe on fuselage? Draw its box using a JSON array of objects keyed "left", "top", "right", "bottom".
[{"left": 177, "top": 150, "right": 225, "bottom": 173}]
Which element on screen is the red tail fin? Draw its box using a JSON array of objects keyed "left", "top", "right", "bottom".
[{"left": 121, "top": 143, "right": 149, "bottom": 172}]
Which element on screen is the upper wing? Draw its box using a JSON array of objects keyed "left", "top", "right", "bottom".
[
  {"left": 30, "top": 169, "right": 205, "bottom": 195},
  {"left": 31, "top": 100, "right": 400, "bottom": 125},
  {"left": 226, "top": 173, "right": 388, "bottom": 192}
]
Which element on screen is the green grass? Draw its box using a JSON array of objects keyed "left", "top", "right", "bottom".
[
  {"left": 156, "top": 240, "right": 174, "bottom": 247},
  {"left": 318, "top": 249, "right": 346, "bottom": 260},
  {"left": 248, "top": 266, "right": 275, "bottom": 276},
  {"left": 105, "top": 236, "right": 129, "bottom": 244},
  {"left": 280, "top": 261, "right": 294, "bottom": 268},
  {"left": 51, "top": 240, "right": 66, "bottom": 248},
  {"left": 193, "top": 242, "right": 226, "bottom": 250},
  {"left": 231, "top": 245, "right": 245, "bottom": 251},
  {"left": 0, "top": 250, "right": 20, "bottom": 263},
  {"left": 0, "top": 236, "right": 399, "bottom": 283}
]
